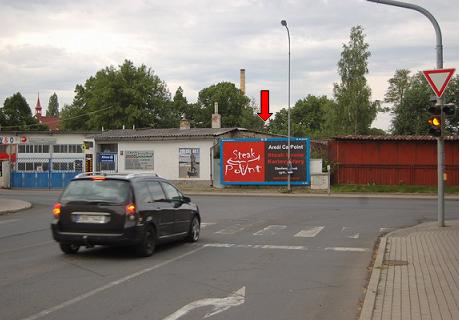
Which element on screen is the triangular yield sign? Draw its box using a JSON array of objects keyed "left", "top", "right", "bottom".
[{"left": 423, "top": 68, "right": 456, "bottom": 98}]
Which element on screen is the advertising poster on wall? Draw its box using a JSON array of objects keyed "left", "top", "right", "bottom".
[
  {"left": 125, "top": 151, "right": 154, "bottom": 170},
  {"left": 220, "top": 138, "right": 310, "bottom": 185},
  {"left": 179, "top": 148, "right": 200, "bottom": 178}
]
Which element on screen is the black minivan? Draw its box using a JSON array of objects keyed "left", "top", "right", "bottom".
[{"left": 51, "top": 172, "right": 201, "bottom": 257}]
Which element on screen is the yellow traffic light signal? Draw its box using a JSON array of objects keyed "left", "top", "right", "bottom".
[{"left": 427, "top": 115, "right": 441, "bottom": 136}]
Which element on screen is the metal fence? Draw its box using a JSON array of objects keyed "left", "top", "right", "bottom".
[{"left": 12, "top": 157, "right": 84, "bottom": 189}]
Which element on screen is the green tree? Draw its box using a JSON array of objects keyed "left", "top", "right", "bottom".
[
  {"left": 385, "top": 69, "right": 458, "bottom": 136},
  {"left": 268, "top": 108, "right": 288, "bottom": 135},
  {"left": 444, "top": 75, "right": 459, "bottom": 135},
  {"left": 268, "top": 95, "right": 337, "bottom": 138},
  {"left": 0, "top": 92, "right": 47, "bottom": 131},
  {"left": 332, "top": 25, "right": 377, "bottom": 135},
  {"left": 61, "top": 60, "right": 173, "bottom": 130},
  {"left": 195, "top": 82, "right": 264, "bottom": 130},
  {"left": 46, "top": 92, "right": 59, "bottom": 117},
  {"left": 384, "top": 69, "right": 411, "bottom": 112},
  {"left": 171, "top": 87, "right": 202, "bottom": 127}
]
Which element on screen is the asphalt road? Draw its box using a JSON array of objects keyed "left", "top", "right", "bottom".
[{"left": 0, "top": 190, "right": 458, "bottom": 320}]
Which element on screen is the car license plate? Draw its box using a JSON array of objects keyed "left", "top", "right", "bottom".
[{"left": 76, "top": 215, "right": 107, "bottom": 224}]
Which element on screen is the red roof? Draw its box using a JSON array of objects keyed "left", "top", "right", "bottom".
[{"left": 36, "top": 114, "right": 60, "bottom": 131}]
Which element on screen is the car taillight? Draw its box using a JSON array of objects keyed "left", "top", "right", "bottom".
[
  {"left": 52, "top": 203, "right": 62, "bottom": 219},
  {"left": 91, "top": 176, "right": 106, "bottom": 181},
  {"left": 126, "top": 203, "right": 136, "bottom": 217}
]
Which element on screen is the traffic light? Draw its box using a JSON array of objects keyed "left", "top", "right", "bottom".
[
  {"left": 427, "top": 115, "right": 442, "bottom": 137},
  {"left": 443, "top": 103, "right": 456, "bottom": 117}
]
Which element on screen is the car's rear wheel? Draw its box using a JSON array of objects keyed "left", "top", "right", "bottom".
[
  {"left": 59, "top": 243, "right": 80, "bottom": 254},
  {"left": 187, "top": 216, "right": 200, "bottom": 242},
  {"left": 136, "top": 225, "right": 156, "bottom": 257}
]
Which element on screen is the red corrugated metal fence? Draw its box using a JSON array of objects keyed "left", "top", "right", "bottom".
[{"left": 328, "top": 136, "right": 459, "bottom": 186}]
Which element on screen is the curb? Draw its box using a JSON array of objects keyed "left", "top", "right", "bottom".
[
  {"left": 359, "top": 235, "right": 388, "bottom": 320},
  {"left": 0, "top": 201, "right": 32, "bottom": 216}
]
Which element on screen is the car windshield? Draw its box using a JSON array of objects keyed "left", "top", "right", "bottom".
[{"left": 60, "top": 179, "right": 130, "bottom": 204}]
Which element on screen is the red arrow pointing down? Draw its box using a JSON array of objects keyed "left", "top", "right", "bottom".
[{"left": 258, "top": 90, "right": 272, "bottom": 121}]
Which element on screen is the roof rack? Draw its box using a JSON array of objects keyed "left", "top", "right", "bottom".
[
  {"left": 125, "top": 172, "right": 160, "bottom": 179},
  {"left": 75, "top": 172, "right": 163, "bottom": 179}
]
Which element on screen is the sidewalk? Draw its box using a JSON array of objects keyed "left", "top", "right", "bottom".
[
  {"left": 360, "top": 220, "right": 459, "bottom": 320},
  {"left": 0, "top": 198, "right": 32, "bottom": 215}
]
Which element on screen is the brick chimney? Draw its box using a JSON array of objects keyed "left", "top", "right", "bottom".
[
  {"left": 180, "top": 115, "right": 190, "bottom": 130},
  {"left": 240, "top": 69, "right": 246, "bottom": 94},
  {"left": 211, "top": 102, "right": 221, "bottom": 128}
]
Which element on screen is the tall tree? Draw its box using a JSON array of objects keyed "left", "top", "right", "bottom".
[
  {"left": 332, "top": 25, "right": 377, "bottom": 135},
  {"left": 46, "top": 92, "right": 59, "bottom": 117},
  {"left": 196, "top": 82, "right": 264, "bottom": 130},
  {"left": 61, "top": 60, "right": 173, "bottom": 131},
  {"left": 0, "top": 92, "right": 47, "bottom": 131}
]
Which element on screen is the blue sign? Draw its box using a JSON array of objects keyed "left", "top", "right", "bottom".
[{"left": 100, "top": 154, "right": 115, "bottom": 162}]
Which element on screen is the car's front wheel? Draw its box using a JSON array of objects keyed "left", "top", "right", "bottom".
[
  {"left": 187, "top": 216, "right": 200, "bottom": 242},
  {"left": 136, "top": 225, "right": 156, "bottom": 257},
  {"left": 59, "top": 243, "right": 80, "bottom": 254}
]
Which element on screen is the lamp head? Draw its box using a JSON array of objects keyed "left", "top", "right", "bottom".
[{"left": 281, "top": 20, "right": 287, "bottom": 27}]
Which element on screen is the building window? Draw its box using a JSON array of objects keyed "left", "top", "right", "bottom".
[
  {"left": 53, "top": 144, "right": 83, "bottom": 154},
  {"left": 18, "top": 144, "right": 50, "bottom": 154}
]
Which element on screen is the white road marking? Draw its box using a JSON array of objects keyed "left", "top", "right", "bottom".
[
  {"left": 216, "top": 224, "right": 249, "bottom": 235},
  {"left": 324, "top": 247, "right": 369, "bottom": 252},
  {"left": 19, "top": 246, "right": 205, "bottom": 320},
  {"left": 294, "top": 226, "right": 324, "bottom": 238},
  {"left": 162, "top": 287, "right": 246, "bottom": 320},
  {"left": 253, "top": 225, "right": 287, "bottom": 236},
  {"left": 201, "top": 223, "right": 216, "bottom": 229},
  {"left": 341, "top": 227, "right": 360, "bottom": 239},
  {"left": 205, "top": 243, "right": 308, "bottom": 251},
  {"left": 0, "top": 219, "right": 21, "bottom": 225}
]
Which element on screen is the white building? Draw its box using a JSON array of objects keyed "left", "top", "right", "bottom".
[{"left": 91, "top": 127, "right": 276, "bottom": 185}]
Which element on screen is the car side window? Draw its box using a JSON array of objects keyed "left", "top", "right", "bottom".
[
  {"left": 147, "top": 181, "right": 167, "bottom": 202},
  {"left": 133, "top": 181, "right": 153, "bottom": 205},
  {"left": 161, "top": 182, "right": 182, "bottom": 201}
]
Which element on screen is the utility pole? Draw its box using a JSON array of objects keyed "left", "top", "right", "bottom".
[{"left": 367, "top": 0, "right": 445, "bottom": 227}]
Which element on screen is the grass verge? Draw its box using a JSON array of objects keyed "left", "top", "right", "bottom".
[{"left": 332, "top": 184, "right": 458, "bottom": 194}]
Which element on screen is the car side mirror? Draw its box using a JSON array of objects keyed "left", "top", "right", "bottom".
[{"left": 182, "top": 196, "right": 191, "bottom": 203}]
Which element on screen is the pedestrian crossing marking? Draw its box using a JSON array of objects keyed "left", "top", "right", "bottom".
[
  {"left": 341, "top": 227, "right": 360, "bottom": 239},
  {"left": 253, "top": 225, "right": 287, "bottom": 236},
  {"left": 294, "top": 226, "right": 324, "bottom": 238},
  {"left": 216, "top": 224, "right": 249, "bottom": 235}
]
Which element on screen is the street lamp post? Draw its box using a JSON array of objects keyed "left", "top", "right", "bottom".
[
  {"left": 367, "top": 0, "right": 445, "bottom": 227},
  {"left": 281, "top": 19, "right": 292, "bottom": 192}
]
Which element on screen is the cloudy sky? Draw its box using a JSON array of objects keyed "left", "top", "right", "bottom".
[{"left": 0, "top": 0, "right": 458, "bottom": 131}]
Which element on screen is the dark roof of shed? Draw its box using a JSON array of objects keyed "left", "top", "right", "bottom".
[
  {"left": 92, "top": 127, "right": 243, "bottom": 141},
  {"left": 334, "top": 135, "right": 459, "bottom": 141}
]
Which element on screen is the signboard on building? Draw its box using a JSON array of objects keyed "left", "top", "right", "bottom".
[
  {"left": 99, "top": 153, "right": 115, "bottom": 162},
  {"left": 179, "top": 148, "right": 200, "bottom": 178},
  {"left": 220, "top": 138, "right": 310, "bottom": 185},
  {"left": 125, "top": 151, "right": 154, "bottom": 170}
]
